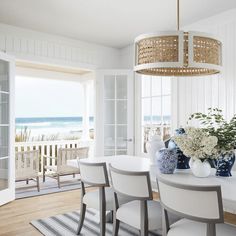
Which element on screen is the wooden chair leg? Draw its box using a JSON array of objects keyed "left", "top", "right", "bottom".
[
  {"left": 110, "top": 210, "right": 114, "bottom": 222},
  {"left": 207, "top": 223, "right": 216, "bottom": 236},
  {"left": 77, "top": 203, "right": 86, "bottom": 235},
  {"left": 100, "top": 188, "right": 106, "bottom": 236},
  {"left": 57, "top": 174, "right": 61, "bottom": 188},
  {"left": 112, "top": 211, "right": 120, "bottom": 236},
  {"left": 100, "top": 207, "right": 106, "bottom": 236},
  {"left": 36, "top": 176, "right": 40, "bottom": 192},
  {"left": 140, "top": 228, "right": 148, "bottom": 236},
  {"left": 140, "top": 201, "right": 148, "bottom": 236},
  {"left": 43, "top": 168, "right": 46, "bottom": 182}
]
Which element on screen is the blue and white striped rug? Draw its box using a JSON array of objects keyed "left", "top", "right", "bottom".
[{"left": 31, "top": 208, "right": 162, "bottom": 236}]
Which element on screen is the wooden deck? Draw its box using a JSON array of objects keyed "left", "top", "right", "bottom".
[{"left": 0, "top": 190, "right": 236, "bottom": 236}]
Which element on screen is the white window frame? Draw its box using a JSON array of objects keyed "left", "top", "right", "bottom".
[{"left": 134, "top": 74, "right": 172, "bottom": 157}]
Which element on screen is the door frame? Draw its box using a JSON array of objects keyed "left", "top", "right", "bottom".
[{"left": 0, "top": 51, "right": 15, "bottom": 206}]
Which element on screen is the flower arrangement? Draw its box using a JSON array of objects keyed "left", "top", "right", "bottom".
[
  {"left": 188, "top": 108, "right": 236, "bottom": 156},
  {"left": 173, "top": 127, "right": 218, "bottom": 161}
]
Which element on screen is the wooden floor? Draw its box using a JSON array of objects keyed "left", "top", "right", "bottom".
[
  {"left": 0, "top": 189, "right": 82, "bottom": 236},
  {"left": 0, "top": 190, "right": 236, "bottom": 236}
]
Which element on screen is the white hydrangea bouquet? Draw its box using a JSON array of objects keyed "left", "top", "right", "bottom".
[{"left": 173, "top": 127, "right": 218, "bottom": 161}]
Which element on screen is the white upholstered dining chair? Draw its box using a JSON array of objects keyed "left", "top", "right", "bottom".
[
  {"left": 157, "top": 177, "right": 236, "bottom": 236},
  {"left": 43, "top": 147, "right": 89, "bottom": 188},
  {"left": 109, "top": 164, "right": 164, "bottom": 236},
  {"left": 77, "top": 161, "right": 129, "bottom": 236}
]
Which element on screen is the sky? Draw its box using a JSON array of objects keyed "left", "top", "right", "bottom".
[{"left": 15, "top": 76, "right": 94, "bottom": 118}]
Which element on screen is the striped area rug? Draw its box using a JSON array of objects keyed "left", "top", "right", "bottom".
[{"left": 31, "top": 208, "right": 162, "bottom": 236}]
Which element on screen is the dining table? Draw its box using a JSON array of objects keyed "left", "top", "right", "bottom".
[{"left": 67, "top": 155, "right": 236, "bottom": 215}]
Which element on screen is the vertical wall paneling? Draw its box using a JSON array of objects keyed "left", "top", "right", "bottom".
[
  {"left": 176, "top": 9, "right": 236, "bottom": 125},
  {"left": 204, "top": 76, "right": 212, "bottom": 111},
  {"left": 0, "top": 23, "right": 121, "bottom": 70}
]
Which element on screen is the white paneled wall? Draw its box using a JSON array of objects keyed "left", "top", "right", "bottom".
[
  {"left": 0, "top": 23, "right": 121, "bottom": 70},
  {"left": 175, "top": 9, "right": 236, "bottom": 128}
]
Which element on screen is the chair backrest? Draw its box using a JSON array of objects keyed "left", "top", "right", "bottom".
[
  {"left": 79, "top": 161, "right": 109, "bottom": 187},
  {"left": 57, "top": 147, "right": 89, "bottom": 167},
  {"left": 157, "top": 177, "right": 224, "bottom": 223},
  {"left": 109, "top": 164, "right": 152, "bottom": 200},
  {"left": 15, "top": 150, "right": 39, "bottom": 179}
]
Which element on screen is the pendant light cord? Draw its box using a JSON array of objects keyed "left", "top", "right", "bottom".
[{"left": 177, "top": 0, "right": 180, "bottom": 30}]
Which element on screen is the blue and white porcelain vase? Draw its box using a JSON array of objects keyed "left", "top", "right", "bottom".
[
  {"left": 156, "top": 148, "right": 178, "bottom": 174},
  {"left": 168, "top": 128, "right": 190, "bottom": 169},
  {"left": 215, "top": 152, "right": 235, "bottom": 177}
]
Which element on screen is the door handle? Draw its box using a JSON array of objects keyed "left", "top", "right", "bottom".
[{"left": 123, "top": 138, "right": 133, "bottom": 142}]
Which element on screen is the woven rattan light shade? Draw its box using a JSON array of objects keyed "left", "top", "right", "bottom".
[{"left": 134, "top": 31, "right": 222, "bottom": 76}]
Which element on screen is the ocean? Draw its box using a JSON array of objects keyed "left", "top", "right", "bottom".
[
  {"left": 15, "top": 117, "right": 94, "bottom": 139},
  {"left": 15, "top": 115, "right": 170, "bottom": 140}
]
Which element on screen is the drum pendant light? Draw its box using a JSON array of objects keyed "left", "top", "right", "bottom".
[{"left": 134, "top": 0, "right": 222, "bottom": 76}]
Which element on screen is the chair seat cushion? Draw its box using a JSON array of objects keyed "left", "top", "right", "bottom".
[
  {"left": 16, "top": 172, "right": 38, "bottom": 181},
  {"left": 83, "top": 187, "right": 129, "bottom": 211},
  {"left": 168, "top": 219, "right": 236, "bottom": 236},
  {"left": 57, "top": 166, "right": 80, "bottom": 174},
  {"left": 116, "top": 200, "right": 162, "bottom": 231},
  {"left": 44, "top": 165, "right": 80, "bottom": 174}
]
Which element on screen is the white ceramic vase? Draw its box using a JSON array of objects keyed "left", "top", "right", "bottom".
[
  {"left": 146, "top": 135, "right": 165, "bottom": 164},
  {"left": 190, "top": 159, "right": 211, "bottom": 178}
]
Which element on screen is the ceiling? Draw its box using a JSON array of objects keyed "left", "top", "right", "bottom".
[{"left": 0, "top": 0, "right": 235, "bottom": 48}]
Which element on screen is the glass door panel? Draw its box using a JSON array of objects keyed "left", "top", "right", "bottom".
[
  {"left": 0, "top": 93, "right": 9, "bottom": 124},
  {"left": 116, "top": 100, "right": 127, "bottom": 124},
  {"left": 0, "top": 59, "right": 9, "bottom": 92},
  {"left": 104, "top": 100, "right": 115, "bottom": 124},
  {"left": 0, "top": 52, "right": 15, "bottom": 206},
  {"left": 0, "top": 158, "right": 8, "bottom": 191},
  {"left": 0, "top": 127, "right": 9, "bottom": 158},
  {"left": 104, "top": 75, "right": 115, "bottom": 99},
  {"left": 100, "top": 71, "right": 133, "bottom": 156},
  {"left": 104, "top": 125, "right": 115, "bottom": 150},
  {"left": 116, "top": 75, "right": 127, "bottom": 99},
  {"left": 116, "top": 125, "right": 127, "bottom": 150}
]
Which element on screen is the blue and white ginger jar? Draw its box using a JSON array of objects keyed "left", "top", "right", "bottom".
[
  {"left": 215, "top": 152, "right": 235, "bottom": 177},
  {"left": 168, "top": 128, "right": 190, "bottom": 169},
  {"left": 156, "top": 148, "right": 178, "bottom": 174}
]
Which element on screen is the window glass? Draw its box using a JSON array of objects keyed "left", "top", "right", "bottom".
[{"left": 141, "top": 76, "right": 171, "bottom": 153}]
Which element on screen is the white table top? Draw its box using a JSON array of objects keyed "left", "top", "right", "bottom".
[{"left": 67, "top": 155, "right": 236, "bottom": 214}]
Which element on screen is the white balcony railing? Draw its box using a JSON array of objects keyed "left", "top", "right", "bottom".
[{"left": 15, "top": 139, "right": 94, "bottom": 174}]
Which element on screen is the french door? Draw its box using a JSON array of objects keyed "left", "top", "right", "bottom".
[
  {"left": 95, "top": 70, "right": 134, "bottom": 156},
  {"left": 0, "top": 52, "right": 15, "bottom": 206}
]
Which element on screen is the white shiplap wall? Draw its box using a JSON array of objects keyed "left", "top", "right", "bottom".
[
  {"left": 175, "top": 9, "right": 236, "bottom": 128},
  {"left": 0, "top": 23, "right": 121, "bottom": 70}
]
